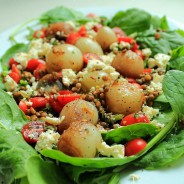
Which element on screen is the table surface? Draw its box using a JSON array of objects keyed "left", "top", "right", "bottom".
[{"left": 0, "top": 0, "right": 184, "bottom": 32}]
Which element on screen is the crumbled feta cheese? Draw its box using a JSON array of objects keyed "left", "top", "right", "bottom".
[
  {"left": 4, "top": 75, "right": 18, "bottom": 91},
  {"left": 142, "top": 48, "right": 152, "bottom": 58},
  {"left": 13, "top": 52, "right": 29, "bottom": 69},
  {"left": 101, "top": 52, "right": 115, "bottom": 65},
  {"left": 97, "top": 141, "right": 124, "bottom": 158},
  {"left": 62, "top": 69, "right": 77, "bottom": 86},
  {"left": 142, "top": 105, "right": 159, "bottom": 119},
  {"left": 35, "top": 130, "right": 60, "bottom": 152},
  {"left": 41, "top": 116, "right": 65, "bottom": 126},
  {"left": 148, "top": 53, "right": 171, "bottom": 69},
  {"left": 147, "top": 73, "right": 164, "bottom": 92}
]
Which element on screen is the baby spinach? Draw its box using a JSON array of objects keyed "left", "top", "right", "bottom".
[
  {"left": 26, "top": 156, "right": 72, "bottom": 184},
  {"left": 0, "top": 89, "right": 27, "bottom": 130},
  {"left": 109, "top": 8, "right": 151, "bottom": 35},
  {"left": 102, "top": 123, "right": 159, "bottom": 144},
  {"left": 151, "top": 15, "right": 169, "bottom": 30},
  {"left": 0, "top": 129, "right": 37, "bottom": 184},
  {"left": 136, "top": 29, "right": 184, "bottom": 56},
  {"left": 153, "top": 94, "right": 171, "bottom": 111},
  {"left": 0, "top": 43, "right": 29, "bottom": 70},
  {"left": 163, "top": 70, "right": 184, "bottom": 120},
  {"left": 133, "top": 130, "right": 184, "bottom": 169},
  {"left": 39, "top": 6, "right": 89, "bottom": 25}
]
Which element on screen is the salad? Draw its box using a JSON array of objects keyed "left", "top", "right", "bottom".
[{"left": 1, "top": 6, "right": 184, "bottom": 184}]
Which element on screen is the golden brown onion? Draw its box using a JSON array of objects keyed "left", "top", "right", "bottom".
[
  {"left": 58, "top": 120, "right": 102, "bottom": 158},
  {"left": 111, "top": 50, "right": 144, "bottom": 78},
  {"left": 46, "top": 44, "right": 83, "bottom": 73},
  {"left": 59, "top": 99, "right": 98, "bottom": 132},
  {"left": 75, "top": 37, "right": 103, "bottom": 55},
  {"left": 80, "top": 71, "right": 113, "bottom": 92},
  {"left": 95, "top": 26, "right": 117, "bottom": 50},
  {"left": 105, "top": 80, "right": 144, "bottom": 115}
]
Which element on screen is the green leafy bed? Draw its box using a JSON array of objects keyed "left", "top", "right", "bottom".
[{"left": 1, "top": 6, "right": 184, "bottom": 184}]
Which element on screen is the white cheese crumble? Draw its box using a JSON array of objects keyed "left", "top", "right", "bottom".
[
  {"left": 148, "top": 53, "right": 171, "bottom": 69},
  {"left": 41, "top": 116, "right": 65, "bottom": 126},
  {"left": 35, "top": 130, "right": 60, "bottom": 152},
  {"left": 97, "top": 141, "right": 124, "bottom": 158},
  {"left": 101, "top": 52, "right": 115, "bottom": 65},
  {"left": 142, "top": 48, "right": 152, "bottom": 59},
  {"left": 142, "top": 105, "right": 159, "bottom": 120},
  {"left": 147, "top": 73, "right": 164, "bottom": 92},
  {"left": 13, "top": 52, "right": 29, "bottom": 69},
  {"left": 4, "top": 75, "right": 18, "bottom": 91},
  {"left": 62, "top": 69, "right": 77, "bottom": 86}
]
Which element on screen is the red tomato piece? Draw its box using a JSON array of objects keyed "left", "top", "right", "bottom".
[
  {"left": 134, "top": 50, "right": 143, "bottom": 59},
  {"left": 112, "top": 27, "right": 126, "bottom": 37},
  {"left": 49, "top": 95, "right": 63, "bottom": 114},
  {"left": 30, "top": 97, "right": 48, "bottom": 109},
  {"left": 59, "top": 90, "right": 73, "bottom": 95},
  {"left": 22, "top": 121, "right": 44, "bottom": 143},
  {"left": 57, "top": 93, "right": 81, "bottom": 108},
  {"left": 83, "top": 53, "right": 101, "bottom": 64},
  {"left": 26, "top": 59, "right": 44, "bottom": 72},
  {"left": 131, "top": 43, "right": 139, "bottom": 52},
  {"left": 19, "top": 100, "right": 28, "bottom": 114},
  {"left": 93, "top": 24, "right": 103, "bottom": 32},
  {"left": 78, "top": 25, "right": 87, "bottom": 36},
  {"left": 143, "top": 68, "right": 152, "bottom": 74},
  {"left": 66, "top": 33, "right": 81, "bottom": 45},
  {"left": 9, "top": 72, "right": 21, "bottom": 83},
  {"left": 33, "top": 63, "right": 47, "bottom": 80},
  {"left": 120, "top": 112, "right": 150, "bottom": 126},
  {"left": 9, "top": 58, "right": 18, "bottom": 68},
  {"left": 125, "top": 138, "right": 147, "bottom": 156},
  {"left": 118, "top": 36, "right": 133, "bottom": 43},
  {"left": 33, "top": 28, "right": 46, "bottom": 39}
]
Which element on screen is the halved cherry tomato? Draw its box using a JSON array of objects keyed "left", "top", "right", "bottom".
[
  {"left": 57, "top": 93, "right": 81, "bottom": 108},
  {"left": 22, "top": 121, "right": 44, "bottom": 143},
  {"left": 66, "top": 33, "right": 81, "bottom": 45},
  {"left": 29, "top": 97, "right": 48, "bottom": 109},
  {"left": 131, "top": 43, "right": 139, "bottom": 52},
  {"left": 49, "top": 95, "right": 63, "bottom": 114},
  {"left": 78, "top": 26, "right": 87, "bottom": 37},
  {"left": 26, "top": 59, "right": 44, "bottom": 72},
  {"left": 118, "top": 37, "right": 133, "bottom": 43},
  {"left": 120, "top": 112, "right": 150, "bottom": 126},
  {"left": 125, "top": 138, "right": 147, "bottom": 156},
  {"left": 9, "top": 58, "right": 18, "bottom": 68},
  {"left": 83, "top": 53, "right": 101, "bottom": 64},
  {"left": 143, "top": 68, "right": 152, "bottom": 74},
  {"left": 33, "top": 63, "right": 47, "bottom": 80},
  {"left": 19, "top": 100, "right": 28, "bottom": 114}
]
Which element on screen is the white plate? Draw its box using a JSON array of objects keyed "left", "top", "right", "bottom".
[{"left": 1, "top": 7, "right": 184, "bottom": 184}]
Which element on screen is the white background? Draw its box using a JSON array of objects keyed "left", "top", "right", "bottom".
[{"left": 0, "top": 0, "right": 184, "bottom": 183}]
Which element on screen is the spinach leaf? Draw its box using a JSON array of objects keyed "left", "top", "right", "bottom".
[
  {"left": 0, "top": 43, "right": 29, "bottom": 70},
  {"left": 109, "top": 8, "right": 151, "bottom": 35},
  {"left": 39, "top": 6, "right": 89, "bottom": 24},
  {"left": 0, "top": 89, "right": 27, "bottom": 130},
  {"left": 153, "top": 94, "right": 171, "bottom": 111},
  {"left": 136, "top": 29, "right": 184, "bottom": 56},
  {"left": 26, "top": 156, "right": 72, "bottom": 184},
  {"left": 102, "top": 123, "right": 159, "bottom": 144},
  {"left": 133, "top": 130, "right": 184, "bottom": 169},
  {"left": 163, "top": 70, "right": 184, "bottom": 119},
  {"left": 151, "top": 15, "right": 169, "bottom": 30},
  {"left": 0, "top": 129, "right": 37, "bottom": 184},
  {"left": 177, "top": 29, "right": 184, "bottom": 37}
]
